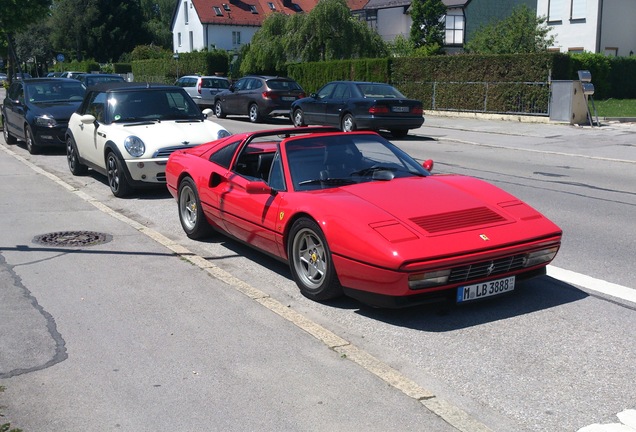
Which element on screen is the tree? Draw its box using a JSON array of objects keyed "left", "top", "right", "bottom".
[
  {"left": 239, "top": 12, "right": 288, "bottom": 75},
  {"left": 465, "top": 5, "right": 555, "bottom": 54},
  {"left": 140, "top": 0, "right": 174, "bottom": 49},
  {"left": 409, "top": 0, "right": 445, "bottom": 54},
  {"left": 14, "top": 21, "right": 55, "bottom": 75}
]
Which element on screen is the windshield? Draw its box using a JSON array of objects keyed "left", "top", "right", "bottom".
[
  {"left": 108, "top": 89, "right": 203, "bottom": 123},
  {"left": 286, "top": 134, "right": 429, "bottom": 191},
  {"left": 26, "top": 81, "right": 85, "bottom": 103}
]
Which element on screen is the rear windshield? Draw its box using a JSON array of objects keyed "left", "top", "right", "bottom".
[
  {"left": 356, "top": 83, "right": 405, "bottom": 99},
  {"left": 202, "top": 78, "right": 230, "bottom": 89},
  {"left": 266, "top": 79, "right": 302, "bottom": 91}
]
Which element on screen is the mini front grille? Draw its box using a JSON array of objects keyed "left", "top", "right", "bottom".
[
  {"left": 411, "top": 207, "right": 507, "bottom": 234},
  {"left": 448, "top": 254, "right": 526, "bottom": 283},
  {"left": 153, "top": 144, "right": 197, "bottom": 158}
]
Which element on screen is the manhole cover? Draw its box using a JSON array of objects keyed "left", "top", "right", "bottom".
[{"left": 33, "top": 231, "right": 112, "bottom": 247}]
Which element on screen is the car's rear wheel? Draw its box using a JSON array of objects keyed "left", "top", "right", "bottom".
[
  {"left": 214, "top": 100, "right": 226, "bottom": 118},
  {"left": 106, "top": 151, "right": 131, "bottom": 197},
  {"left": 288, "top": 218, "right": 343, "bottom": 301},
  {"left": 341, "top": 114, "right": 356, "bottom": 132},
  {"left": 2, "top": 113, "right": 17, "bottom": 144},
  {"left": 248, "top": 103, "right": 262, "bottom": 123},
  {"left": 25, "top": 125, "right": 40, "bottom": 154},
  {"left": 178, "top": 177, "right": 212, "bottom": 239},
  {"left": 66, "top": 136, "right": 88, "bottom": 175},
  {"left": 292, "top": 108, "right": 306, "bottom": 127}
]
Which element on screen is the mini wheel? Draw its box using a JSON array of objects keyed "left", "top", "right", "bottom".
[
  {"left": 106, "top": 151, "right": 131, "bottom": 197},
  {"left": 66, "top": 136, "right": 88, "bottom": 175}
]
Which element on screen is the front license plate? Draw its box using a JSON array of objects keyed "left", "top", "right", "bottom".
[
  {"left": 456, "top": 276, "right": 515, "bottom": 303},
  {"left": 392, "top": 106, "right": 409, "bottom": 112}
]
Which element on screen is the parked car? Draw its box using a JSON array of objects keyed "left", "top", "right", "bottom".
[
  {"left": 175, "top": 75, "right": 230, "bottom": 109},
  {"left": 59, "top": 71, "right": 83, "bottom": 79},
  {"left": 13, "top": 72, "right": 32, "bottom": 80},
  {"left": 165, "top": 127, "right": 562, "bottom": 307},
  {"left": 46, "top": 72, "right": 63, "bottom": 77},
  {"left": 0, "top": 73, "right": 7, "bottom": 85},
  {"left": 213, "top": 75, "right": 305, "bottom": 123},
  {"left": 65, "top": 82, "right": 231, "bottom": 197},
  {"left": 76, "top": 73, "right": 125, "bottom": 89},
  {"left": 291, "top": 81, "right": 425, "bottom": 138},
  {"left": 2, "top": 78, "right": 85, "bottom": 154}
]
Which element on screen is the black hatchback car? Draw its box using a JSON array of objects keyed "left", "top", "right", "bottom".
[
  {"left": 2, "top": 78, "right": 85, "bottom": 154},
  {"left": 291, "top": 81, "right": 424, "bottom": 138},
  {"left": 213, "top": 75, "right": 305, "bottom": 123}
]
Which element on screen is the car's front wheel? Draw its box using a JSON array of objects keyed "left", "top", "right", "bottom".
[
  {"left": 66, "top": 136, "right": 88, "bottom": 175},
  {"left": 178, "top": 177, "right": 212, "bottom": 239},
  {"left": 248, "top": 103, "right": 262, "bottom": 123},
  {"left": 288, "top": 218, "right": 343, "bottom": 301},
  {"left": 25, "top": 125, "right": 40, "bottom": 154},
  {"left": 2, "top": 112, "right": 17, "bottom": 144},
  {"left": 214, "top": 100, "right": 226, "bottom": 118},
  {"left": 341, "top": 114, "right": 356, "bottom": 132},
  {"left": 292, "top": 108, "right": 306, "bottom": 127},
  {"left": 106, "top": 151, "right": 131, "bottom": 197}
]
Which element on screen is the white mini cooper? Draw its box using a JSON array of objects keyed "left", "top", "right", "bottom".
[{"left": 66, "top": 82, "right": 231, "bottom": 197}]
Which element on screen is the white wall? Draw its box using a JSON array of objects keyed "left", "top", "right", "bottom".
[
  {"left": 599, "top": 0, "right": 636, "bottom": 56},
  {"left": 205, "top": 25, "right": 259, "bottom": 51},
  {"left": 376, "top": 7, "right": 411, "bottom": 41},
  {"left": 537, "top": 0, "right": 600, "bottom": 53}
]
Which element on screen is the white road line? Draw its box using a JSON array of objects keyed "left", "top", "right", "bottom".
[{"left": 548, "top": 265, "right": 636, "bottom": 305}]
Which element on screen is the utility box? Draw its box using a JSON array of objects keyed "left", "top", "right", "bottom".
[{"left": 550, "top": 80, "right": 590, "bottom": 124}]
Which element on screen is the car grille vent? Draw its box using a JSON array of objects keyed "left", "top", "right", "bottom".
[
  {"left": 153, "top": 144, "right": 197, "bottom": 158},
  {"left": 410, "top": 207, "right": 506, "bottom": 234},
  {"left": 448, "top": 254, "right": 526, "bottom": 283}
]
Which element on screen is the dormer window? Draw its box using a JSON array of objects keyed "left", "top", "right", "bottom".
[
  {"left": 249, "top": 5, "right": 258, "bottom": 13},
  {"left": 268, "top": 2, "right": 276, "bottom": 10},
  {"left": 213, "top": 6, "right": 223, "bottom": 16},
  {"left": 223, "top": 3, "right": 230, "bottom": 10}
]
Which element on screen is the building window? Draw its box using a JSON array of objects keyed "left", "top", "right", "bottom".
[
  {"left": 249, "top": 5, "right": 258, "bottom": 13},
  {"left": 548, "top": 0, "right": 563, "bottom": 23},
  {"left": 570, "top": 0, "right": 586, "bottom": 20},
  {"left": 184, "top": 2, "right": 189, "bottom": 24},
  {"left": 178, "top": 32, "right": 182, "bottom": 47},
  {"left": 268, "top": 2, "right": 276, "bottom": 10},
  {"left": 604, "top": 47, "right": 618, "bottom": 57},
  {"left": 568, "top": 47, "right": 584, "bottom": 54},
  {"left": 365, "top": 10, "right": 377, "bottom": 30},
  {"left": 445, "top": 13, "right": 464, "bottom": 45},
  {"left": 189, "top": 31, "right": 193, "bottom": 51},
  {"left": 223, "top": 3, "right": 230, "bottom": 10},
  {"left": 232, "top": 31, "right": 241, "bottom": 45},
  {"left": 213, "top": 6, "right": 223, "bottom": 16}
]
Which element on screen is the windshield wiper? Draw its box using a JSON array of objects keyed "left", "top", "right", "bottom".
[{"left": 298, "top": 178, "right": 357, "bottom": 186}]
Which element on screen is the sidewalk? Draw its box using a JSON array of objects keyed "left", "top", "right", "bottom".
[{"left": 0, "top": 142, "right": 462, "bottom": 430}]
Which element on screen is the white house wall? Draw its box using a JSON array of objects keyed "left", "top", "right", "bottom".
[
  {"left": 599, "top": 0, "right": 636, "bottom": 56},
  {"left": 205, "top": 25, "right": 259, "bottom": 51},
  {"left": 376, "top": 7, "right": 411, "bottom": 41},
  {"left": 172, "top": 1, "right": 205, "bottom": 53},
  {"left": 537, "top": 0, "right": 600, "bottom": 53}
]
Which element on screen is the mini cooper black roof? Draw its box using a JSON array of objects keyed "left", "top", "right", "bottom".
[{"left": 88, "top": 82, "right": 181, "bottom": 93}]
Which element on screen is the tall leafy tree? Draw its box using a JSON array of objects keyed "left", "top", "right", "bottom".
[
  {"left": 409, "top": 0, "right": 445, "bottom": 54},
  {"left": 140, "top": 0, "right": 174, "bottom": 49},
  {"left": 465, "top": 5, "right": 555, "bottom": 54}
]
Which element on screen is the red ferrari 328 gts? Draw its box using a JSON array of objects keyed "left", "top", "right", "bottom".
[{"left": 166, "top": 127, "right": 562, "bottom": 308}]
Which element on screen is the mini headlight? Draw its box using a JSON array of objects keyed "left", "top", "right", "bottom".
[
  {"left": 35, "top": 115, "right": 58, "bottom": 128},
  {"left": 523, "top": 247, "right": 559, "bottom": 268},
  {"left": 124, "top": 136, "right": 145, "bottom": 157},
  {"left": 217, "top": 129, "right": 231, "bottom": 139},
  {"left": 408, "top": 269, "right": 451, "bottom": 290}
]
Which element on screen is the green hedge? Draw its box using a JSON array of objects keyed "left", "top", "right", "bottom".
[{"left": 131, "top": 51, "right": 230, "bottom": 84}]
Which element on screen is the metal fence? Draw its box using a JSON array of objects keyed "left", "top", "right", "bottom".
[{"left": 396, "top": 81, "right": 551, "bottom": 116}]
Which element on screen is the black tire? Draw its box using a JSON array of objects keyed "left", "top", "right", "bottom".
[
  {"left": 391, "top": 129, "right": 409, "bottom": 139},
  {"left": 2, "top": 115, "right": 17, "bottom": 144},
  {"left": 178, "top": 177, "right": 212, "bottom": 239},
  {"left": 288, "top": 218, "right": 343, "bottom": 301},
  {"left": 248, "top": 103, "right": 262, "bottom": 123},
  {"left": 106, "top": 151, "right": 131, "bottom": 197},
  {"left": 292, "top": 108, "right": 306, "bottom": 127},
  {"left": 341, "top": 113, "right": 356, "bottom": 132},
  {"left": 214, "top": 100, "right": 226, "bottom": 118},
  {"left": 25, "top": 125, "right": 40, "bottom": 154},
  {"left": 66, "top": 136, "right": 88, "bottom": 175}
]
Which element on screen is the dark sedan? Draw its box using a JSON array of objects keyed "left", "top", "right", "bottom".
[
  {"left": 291, "top": 81, "right": 424, "bottom": 138},
  {"left": 2, "top": 78, "right": 85, "bottom": 154}
]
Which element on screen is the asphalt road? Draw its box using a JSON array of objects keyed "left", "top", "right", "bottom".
[{"left": 1, "top": 110, "right": 635, "bottom": 432}]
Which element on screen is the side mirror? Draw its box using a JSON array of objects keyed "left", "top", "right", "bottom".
[
  {"left": 79, "top": 114, "right": 97, "bottom": 124},
  {"left": 202, "top": 108, "right": 213, "bottom": 118},
  {"left": 245, "top": 181, "right": 273, "bottom": 195},
  {"left": 423, "top": 159, "right": 434, "bottom": 172}
]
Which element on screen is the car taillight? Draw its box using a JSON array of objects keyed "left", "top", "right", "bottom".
[
  {"left": 197, "top": 81, "right": 202, "bottom": 94},
  {"left": 369, "top": 105, "right": 389, "bottom": 114},
  {"left": 262, "top": 91, "right": 279, "bottom": 100},
  {"left": 412, "top": 106, "right": 424, "bottom": 115}
]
